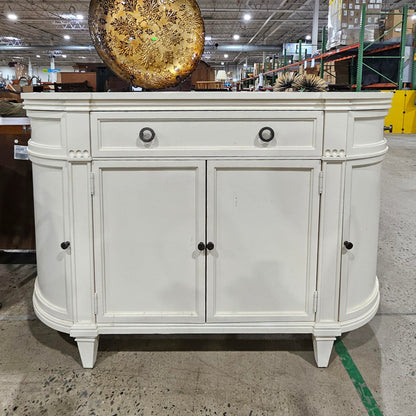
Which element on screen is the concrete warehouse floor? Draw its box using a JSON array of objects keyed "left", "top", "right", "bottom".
[{"left": 0, "top": 134, "right": 415, "bottom": 416}]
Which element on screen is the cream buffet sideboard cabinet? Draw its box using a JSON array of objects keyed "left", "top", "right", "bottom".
[{"left": 22, "top": 92, "right": 392, "bottom": 368}]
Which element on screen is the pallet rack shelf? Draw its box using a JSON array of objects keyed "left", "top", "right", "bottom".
[{"left": 237, "top": 6, "right": 414, "bottom": 92}]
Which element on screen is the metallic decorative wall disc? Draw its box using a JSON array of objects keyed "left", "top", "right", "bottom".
[{"left": 89, "top": 0, "right": 205, "bottom": 89}]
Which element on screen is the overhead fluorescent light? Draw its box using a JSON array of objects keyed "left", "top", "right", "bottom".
[
  {"left": 64, "top": 35, "right": 71, "bottom": 40},
  {"left": 233, "top": 34, "right": 240, "bottom": 40},
  {"left": 7, "top": 13, "right": 18, "bottom": 21},
  {"left": 205, "top": 36, "right": 212, "bottom": 41},
  {"left": 243, "top": 14, "right": 251, "bottom": 21},
  {"left": 60, "top": 14, "right": 83, "bottom": 20}
]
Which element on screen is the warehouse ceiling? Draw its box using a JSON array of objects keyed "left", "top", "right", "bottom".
[{"left": 0, "top": 0, "right": 413, "bottom": 69}]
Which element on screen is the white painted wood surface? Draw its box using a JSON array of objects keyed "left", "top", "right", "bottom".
[
  {"left": 23, "top": 92, "right": 392, "bottom": 368},
  {"left": 206, "top": 160, "right": 320, "bottom": 322},
  {"left": 93, "top": 160, "right": 206, "bottom": 323}
]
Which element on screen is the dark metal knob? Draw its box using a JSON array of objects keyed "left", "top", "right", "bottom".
[
  {"left": 258, "top": 127, "right": 275, "bottom": 142},
  {"left": 61, "top": 241, "right": 70, "bottom": 250},
  {"left": 206, "top": 242, "right": 215, "bottom": 250},
  {"left": 198, "top": 242, "right": 205, "bottom": 251},
  {"left": 344, "top": 241, "right": 353, "bottom": 250},
  {"left": 384, "top": 125, "right": 393, "bottom": 133},
  {"left": 139, "top": 127, "right": 156, "bottom": 143}
]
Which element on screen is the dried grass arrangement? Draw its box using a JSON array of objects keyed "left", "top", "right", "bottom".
[
  {"left": 274, "top": 73, "right": 328, "bottom": 92},
  {"left": 273, "top": 72, "right": 301, "bottom": 92}
]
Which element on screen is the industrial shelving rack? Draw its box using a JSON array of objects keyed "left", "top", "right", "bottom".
[{"left": 237, "top": 6, "right": 415, "bottom": 92}]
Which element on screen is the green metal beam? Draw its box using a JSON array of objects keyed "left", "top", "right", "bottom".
[
  {"left": 398, "top": 5, "right": 408, "bottom": 89},
  {"left": 364, "top": 56, "right": 402, "bottom": 59},
  {"left": 356, "top": 4, "right": 366, "bottom": 91}
]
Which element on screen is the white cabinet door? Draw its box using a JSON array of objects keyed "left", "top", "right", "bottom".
[
  {"left": 339, "top": 157, "right": 383, "bottom": 321},
  {"left": 32, "top": 159, "right": 72, "bottom": 321},
  {"left": 93, "top": 160, "right": 206, "bottom": 323},
  {"left": 206, "top": 160, "right": 321, "bottom": 322}
]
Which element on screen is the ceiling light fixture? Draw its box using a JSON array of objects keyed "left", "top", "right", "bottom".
[
  {"left": 224, "top": 54, "right": 229, "bottom": 58},
  {"left": 205, "top": 35, "right": 212, "bottom": 41},
  {"left": 243, "top": 13, "right": 251, "bottom": 21},
  {"left": 305, "top": 35, "right": 312, "bottom": 40},
  {"left": 36, "top": 55, "right": 41, "bottom": 58},
  {"left": 62, "top": 54, "right": 67, "bottom": 58},
  {"left": 7, "top": 13, "right": 18, "bottom": 21},
  {"left": 221, "top": 62, "right": 225, "bottom": 65},
  {"left": 64, "top": 35, "right": 71, "bottom": 40},
  {"left": 243, "top": 63, "right": 247, "bottom": 67},
  {"left": 76, "top": 14, "right": 83, "bottom": 20},
  {"left": 233, "top": 34, "right": 240, "bottom": 40}
]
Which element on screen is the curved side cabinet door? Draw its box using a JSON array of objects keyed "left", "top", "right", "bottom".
[
  {"left": 31, "top": 158, "right": 72, "bottom": 322},
  {"left": 340, "top": 156, "right": 384, "bottom": 322}
]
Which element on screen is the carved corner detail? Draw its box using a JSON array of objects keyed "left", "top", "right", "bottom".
[
  {"left": 68, "top": 150, "right": 91, "bottom": 161},
  {"left": 324, "top": 149, "right": 346, "bottom": 158}
]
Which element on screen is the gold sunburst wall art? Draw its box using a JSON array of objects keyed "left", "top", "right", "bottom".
[{"left": 89, "top": 0, "right": 205, "bottom": 89}]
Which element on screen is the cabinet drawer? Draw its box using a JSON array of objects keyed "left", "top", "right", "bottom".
[{"left": 91, "top": 111, "right": 323, "bottom": 157}]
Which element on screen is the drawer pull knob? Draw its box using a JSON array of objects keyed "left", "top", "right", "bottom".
[
  {"left": 139, "top": 127, "right": 156, "bottom": 143},
  {"left": 344, "top": 241, "right": 353, "bottom": 250},
  {"left": 206, "top": 242, "right": 215, "bottom": 250},
  {"left": 61, "top": 241, "right": 70, "bottom": 250},
  {"left": 258, "top": 127, "right": 275, "bottom": 142},
  {"left": 198, "top": 242, "right": 205, "bottom": 251}
]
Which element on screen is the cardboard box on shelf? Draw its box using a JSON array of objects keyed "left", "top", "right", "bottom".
[
  {"left": 320, "top": 60, "right": 350, "bottom": 84},
  {"left": 383, "top": 9, "right": 415, "bottom": 40},
  {"left": 304, "top": 67, "right": 320, "bottom": 76},
  {"left": 335, "top": 60, "right": 350, "bottom": 84},
  {"left": 328, "top": 0, "right": 381, "bottom": 49},
  {"left": 322, "top": 63, "right": 335, "bottom": 83}
]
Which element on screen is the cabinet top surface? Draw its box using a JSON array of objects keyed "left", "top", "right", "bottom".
[{"left": 22, "top": 91, "right": 393, "bottom": 112}]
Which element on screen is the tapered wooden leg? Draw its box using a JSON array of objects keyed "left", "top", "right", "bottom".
[
  {"left": 76, "top": 336, "right": 99, "bottom": 368},
  {"left": 312, "top": 335, "right": 336, "bottom": 367}
]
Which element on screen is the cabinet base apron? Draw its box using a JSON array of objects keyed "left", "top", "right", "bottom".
[{"left": 33, "top": 276, "right": 380, "bottom": 368}]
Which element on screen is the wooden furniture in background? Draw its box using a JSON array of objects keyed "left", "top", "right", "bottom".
[
  {"left": 0, "top": 118, "right": 35, "bottom": 250},
  {"left": 57, "top": 72, "right": 97, "bottom": 91}
]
